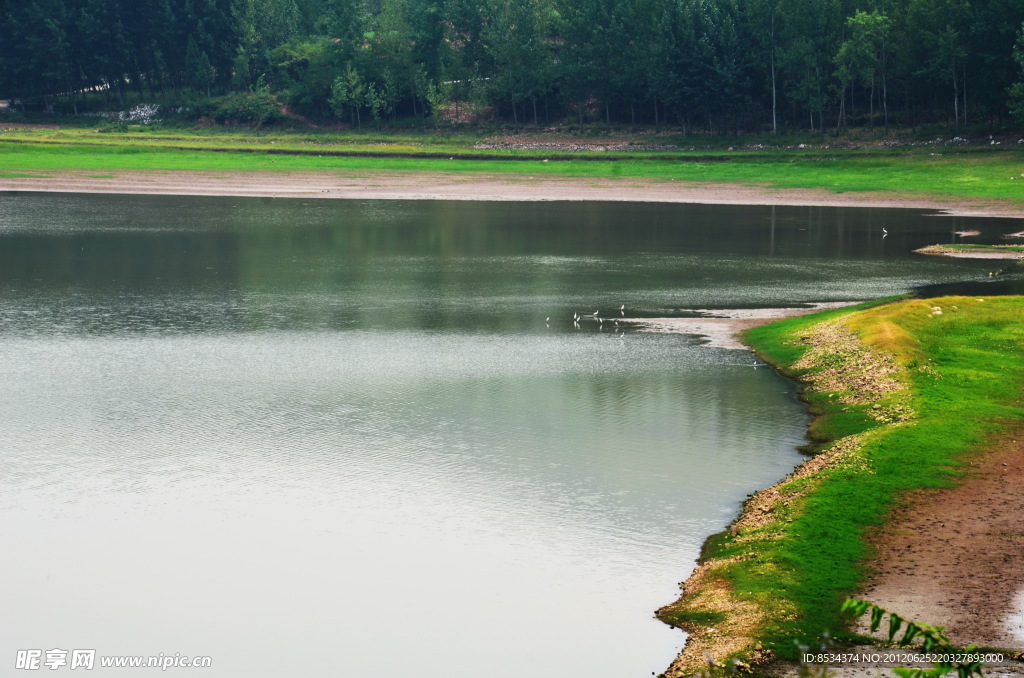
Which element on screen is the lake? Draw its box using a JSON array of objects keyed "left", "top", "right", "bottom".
[{"left": 0, "top": 194, "right": 1015, "bottom": 677}]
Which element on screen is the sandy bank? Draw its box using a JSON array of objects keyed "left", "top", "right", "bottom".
[
  {"left": 1, "top": 169, "right": 1023, "bottom": 218},
  {"left": 915, "top": 244, "right": 1024, "bottom": 259},
  {"left": 632, "top": 303, "right": 858, "bottom": 349}
]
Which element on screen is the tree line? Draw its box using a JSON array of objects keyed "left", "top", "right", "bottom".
[{"left": 2, "top": 0, "right": 1024, "bottom": 131}]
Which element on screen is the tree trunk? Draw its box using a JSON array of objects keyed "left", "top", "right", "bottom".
[
  {"left": 881, "top": 37, "right": 889, "bottom": 133},
  {"left": 770, "top": 49, "right": 777, "bottom": 134},
  {"left": 952, "top": 68, "right": 959, "bottom": 133},
  {"left": 962, "top": 63, "right": 967, "bottom": 127},
  {"left": 869, "top": 74, "right": 875, "bottom": 127}
]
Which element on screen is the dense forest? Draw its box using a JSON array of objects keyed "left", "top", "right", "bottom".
[{"left": 2, "top": 0, "right": 1024, "bottom": 132}]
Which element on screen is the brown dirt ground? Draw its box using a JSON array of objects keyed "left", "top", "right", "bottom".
[
  {"left": 0, "top": 169, "right": 1023, "bottom": 219},
  {"left": 858, "top": 435, "right": 1024, "bottom": 650}
]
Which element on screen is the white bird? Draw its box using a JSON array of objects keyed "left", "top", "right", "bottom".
[
  {"left": 620, "top": 304, "right": 625, "bottom": 311},
  {"left": 545, "top": 317, "right": 550, "bottom": 322},
  {"left": 882, "top": 227, "right": 889, "bottom": 235}
]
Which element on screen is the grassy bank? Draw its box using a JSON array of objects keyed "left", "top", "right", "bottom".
[
  {"left": 1, "top": 126, "right": 1023, "bottom": 206},
  {"left": 657, "top": 295, "right": 1024, "bottom": 674}
]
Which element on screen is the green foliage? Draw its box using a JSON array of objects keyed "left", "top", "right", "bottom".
[
  {"left": 834, "top": 11, "right": 889, "bottom": 122},
  {"left": 329, "top": 63, "right": 365, "bottom": 127},
  {"left": 2, "top": 0, "right": 1023, "bottom": 129},
  {"left": 213, "top": 80, "right": 281, "bottom": 126},
  {"left": 424, "top": 80, "right": 453, "bottom": 125},
  {"left": 365, "top": 79, "right": 394, "bottom": 123},
  {"left": 842, "top": 600, "right": 985, "bottom": 678},
  {"left": 186, "top": 35, "right": 217, "bottom": 97},
  {"left": 270, "top": 37, "right": 340, "bottom": 116},
  {"left": 1010, "top": 23, "right": 1024, "bottom": 124}
]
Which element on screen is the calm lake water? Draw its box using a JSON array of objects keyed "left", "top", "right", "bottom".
[{"left": 0, "top": 194, "right": 1016, "bottom": 677}]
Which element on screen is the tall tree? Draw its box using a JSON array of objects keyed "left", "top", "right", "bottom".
[
  {"left": 906, "top": 0, "right": 970, "bottom": 129},
  {"left": 1008, "top": 22, "right": 1024, "bottom": 123},
  {"left": 834, "top": 10, "right": 890, "bottom": 128},
  {"left": 777, "top": 0, "right": 842, "bottom": 132},
  {"left": 480, "top": 0, "right": 556, "bottom": 125}
]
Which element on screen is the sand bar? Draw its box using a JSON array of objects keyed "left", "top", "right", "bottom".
[
  {"left": 1, "top": 169, "right": 1023, "bottom": 219},
  {"left": 632, "top": 303, "right": 859, "bottom": 349}
]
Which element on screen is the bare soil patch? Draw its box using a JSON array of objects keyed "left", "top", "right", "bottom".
[
  {"left": 475, "top": 134, "right": 680, "bottom": 151},
  {"left": 915, "top": 245, "right": 1024, "bottom": 260},
  {"left": 858, "top": 435, "right": 1024, "bottom": 650},
  {"left": 0, "top": 122, "right": 60, "bottom": 130},
  {"left": 2, "top": 169, "right": 1023, "bottom": 218}
]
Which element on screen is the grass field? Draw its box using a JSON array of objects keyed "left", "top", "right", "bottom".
[
  {"left": 658, "top": 295, "right": 1024, "bottom": 668},
  {"left": 1, "top": 125, "right": 1023, "bottom": 206}
]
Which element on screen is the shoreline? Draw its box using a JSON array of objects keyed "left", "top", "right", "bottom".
[
  {"left": 1, "top": 169, "right": 1024, "bottom": 218},
  {"left": 915, "top": 244, "right": 1024, "bottom": 259},
  {"left": 656, "top": 297, "right": 1024, "bottom": 677},
  {"left": 632, "top": 303, "right": 861, "bottom": 349}
]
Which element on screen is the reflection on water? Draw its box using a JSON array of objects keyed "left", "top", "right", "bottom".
[{"left": 0, "top": 194, "right": 1013, "bottom": 677}]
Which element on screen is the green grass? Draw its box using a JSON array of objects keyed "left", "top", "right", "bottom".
[
  {"left": 1, "top": 126, "right": 1023, "bottom": 205},
  {"left": 663, "top": 296, "right": 1024, "bottom": 665}
]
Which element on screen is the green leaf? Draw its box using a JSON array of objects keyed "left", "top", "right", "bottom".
[
  {"left": 888, "top": 613, "right": 904, "bottom": 642},
  {"left": 842, "top": 598, "right": 870, "bottom": 617},
  {"left": 900, "top": 622, "right": 921, "bottom": 645},
  {"left": 870, "top": 605, "right": 885, "bottom": 633}
]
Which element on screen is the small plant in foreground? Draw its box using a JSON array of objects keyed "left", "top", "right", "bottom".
[{"left": 841, "top": 599, "right": 985, "bottom": 678}]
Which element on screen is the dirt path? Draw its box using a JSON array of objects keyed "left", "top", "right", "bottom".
[
  {"left": 1, "top": 169, "right": 1023, "bottom": 218},
  {"left": 858, "top": 436, "right": 1024, "bottom": 650},
  {"left": 778, "top": 437, "right": 1024, "bottom": 678}
]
